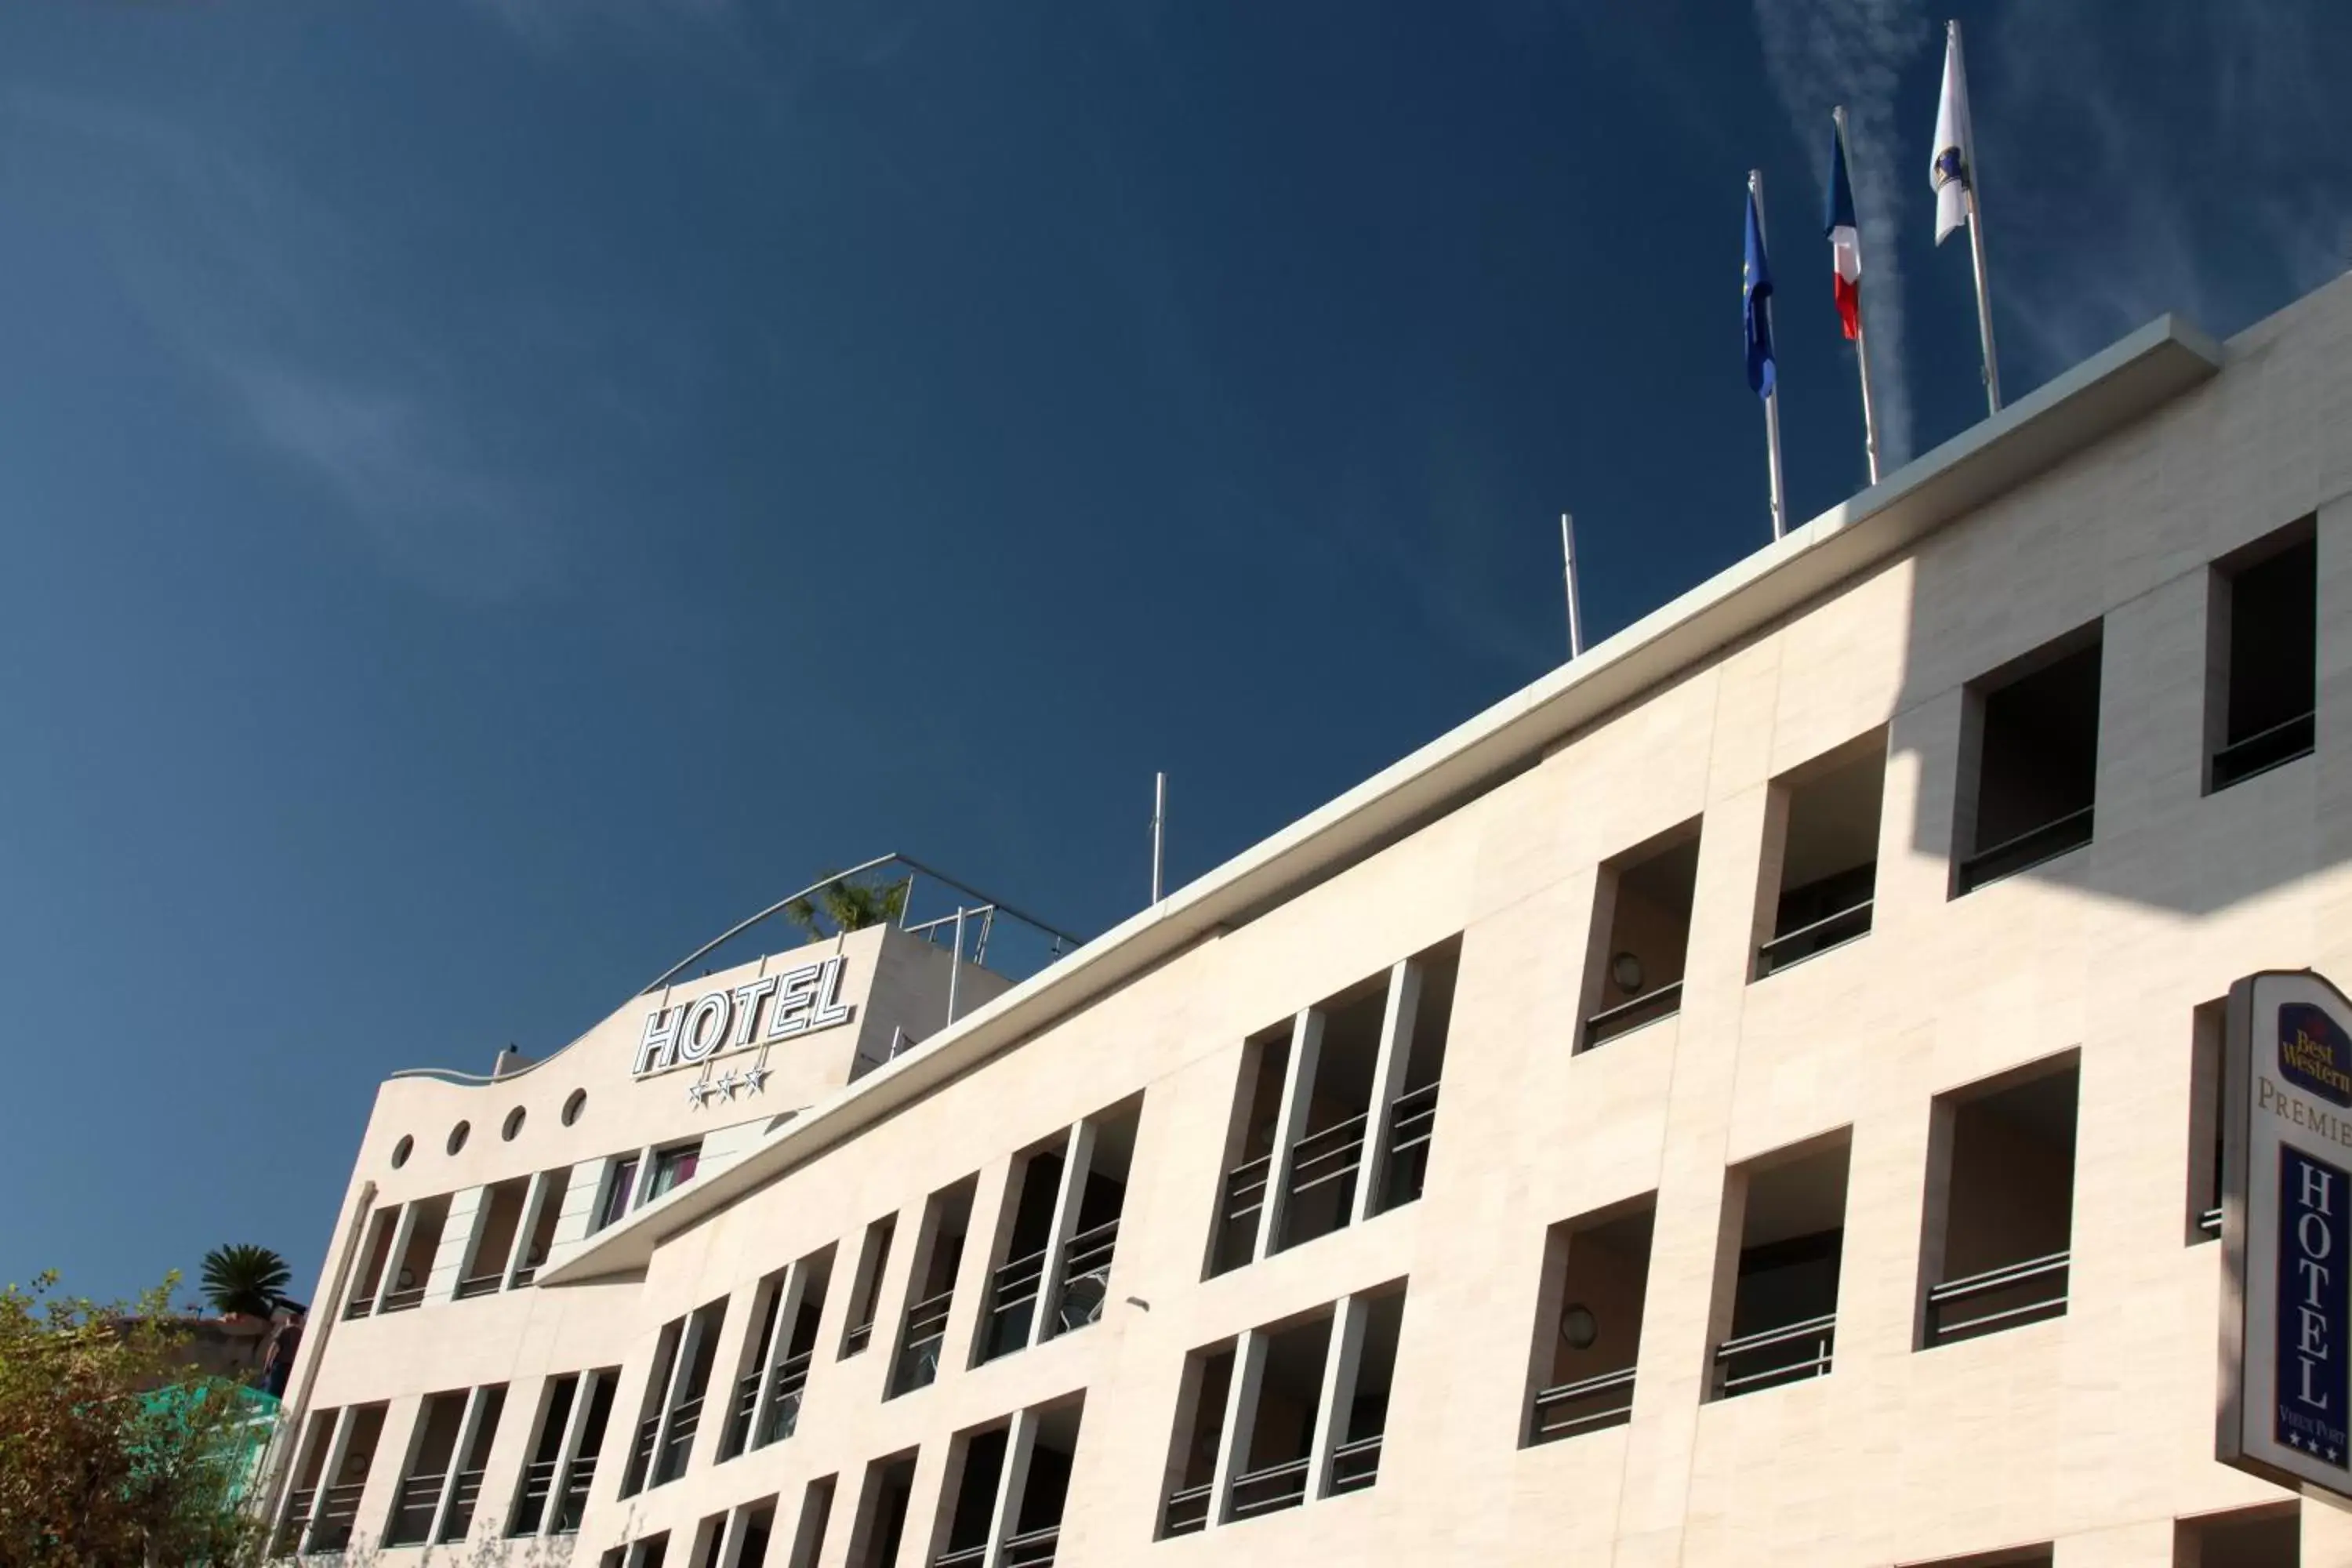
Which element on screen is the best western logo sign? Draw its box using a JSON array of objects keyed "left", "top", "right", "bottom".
[
  {"left": 634, "top": 956, "right": 856, "bottom": 1079},
  {"left": 2221, "top": 970, "right": 2352, "bottom": 1497}
]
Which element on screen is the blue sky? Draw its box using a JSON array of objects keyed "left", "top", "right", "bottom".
[{"left": 3, "top": 1, "right": 2347, "bottom": 1306}]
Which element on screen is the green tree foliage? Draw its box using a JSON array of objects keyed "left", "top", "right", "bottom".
[
  {"left": 199, "top": 1246, "right": 291, "bottom": 1320},
  {"left": 0, "top": 1272, "right": 267, "bottom": 1566},
  {"left": 783, "top": 873, "right": 909, "bottom": 939}
]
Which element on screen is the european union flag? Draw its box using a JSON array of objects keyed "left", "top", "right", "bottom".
[{"left": 1744, "top": 188, "right": 1776, "bottom": 398}]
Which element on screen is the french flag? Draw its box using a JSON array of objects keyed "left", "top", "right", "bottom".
[{"left": 1824, "top": 121, "right": 1863, "bottom": 340}]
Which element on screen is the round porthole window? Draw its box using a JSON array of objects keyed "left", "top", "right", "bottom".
[
  {"left": 390, "top": 1134, "right": 413, "bottom": 1169},
  {"left": 562, "top": 1088, "right": 587, "bottom": 1127},
  {"left": 503, "top": 1106, "right": 526, "bottom": 1142},
  {"left": 447, "top": 1120, "right": 470, "bottom": 1156}
]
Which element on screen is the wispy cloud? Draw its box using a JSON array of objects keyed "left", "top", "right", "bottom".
[
  {"left": 1, "top": 89, "right": 568, "bottom": 601},
  {"left": 1752, "top": 0, "right": 1930, "bottom": 469},
  {"left": 225, "top": 361, "right": 560, "bottom": 601},
  {"left": 1980, "top": 4, "right": 2352, "bottom": 374}
]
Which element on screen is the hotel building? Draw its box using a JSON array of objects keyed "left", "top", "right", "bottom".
[{"left": 264, "top": 273, "right": 2352, "bottom": 1567}]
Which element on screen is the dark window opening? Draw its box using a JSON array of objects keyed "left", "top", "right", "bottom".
[
  {"left": 1956, "top": 630, "right": 2102, "bottom": 895},
  {"left": 1276, "top": 979, "right": 1387, "bottom": 1254},
  {"left": 980, "top": 1145, "right": 1066, "bottom": 1363},
  {"left": 1226, "top": 1316, "right": 1331, "bottom": 1523},
  {"left": 508, "top": 1376, "right": 578, "bottom": 1537},
  {"left": 1714, "top": 1137, "right": 1849, "bottom": 1399},
  {"left": 310, "top": 1403, "right": 387, "bottom": 1552},
  {"left": 381, "top": 1196, "right": 450, "bottom": 1314},
  {"left": 1159, "top": 1344, "right": 1233, "bottom": 1539},
  {"left": 1757, "top": 734, "right": 1885, "bottom": 978},
  {"left": 2190, "top": 998, "right": 2227, "bottom": 1244},
  {"left": 2210, "top": 524, "right": 2318, "bottom": 792},
  {"left": 851, "top": 1453, "right": 918, "bottom": 1568},
  {"left": 1373, "top": 942, "right": 1457, "bottom": 1216},
  {"left": 386, "top": 1390, "right": 469, "bottom": 1545},
  {"left": 1581, "top": 822, "right": 1700, "bottom": 1049},
  {"left": 647, "top": 1141, "right": 702, "bottom": 1203},
  {"left": 596, "top": 1156, "right": 641, "bottom": 1235},
  {"left": 1526, "top": 1200, "right": 1651, "bottom": 1446},
  {"left": 1920, "top": 1058, "right": 2078, "bottom": 1348},
  {"left": 554, "top": 1371, "right": 615, "bottom": 1533},
  {"left": 1210, "top": 1027, "right": 1292, "bottom": 1278},
  {"left": 459, "top": 1178, "right": 531, "bottom": 1300},
  {"left": 1044, "top": 1100, "right": 1138, "bottom": 1342},
  {"left": 891, "top": 1177, "right": 975, "bottom": 1397},
  {"left": 1329, "top": 1290, "right": 1405, "bottom": 1497},
  {"left": 437, "top": 1385, "right": 504, "bottom": 1542},
  {"left": 840, "top": 1214, "right": 896, "bottom": 1358},
  {"left": 509, "top": 1165, "right": 572, "bottom": 1288},
  {"left": 2180, "top": 1503, "right": 2300, "bottom": 1567}
]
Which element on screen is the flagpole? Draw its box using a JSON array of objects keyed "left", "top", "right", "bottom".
[
  {"left": 1560, "top": 512, "right": 1584, "bottom": 659},
  {"left": 1832, "top": 105, "right": 1883, "bottom": 485},
  {"left": 1951, "top": 20, "right": 2002, "bottom": 414},
  {"left": 1751, "top": 169, "right": 1788, "bottom": 540}
]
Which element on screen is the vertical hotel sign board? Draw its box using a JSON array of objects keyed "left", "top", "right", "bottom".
[{"left": 2221, "top": 969, "right": 2352, "bottom": 1501}]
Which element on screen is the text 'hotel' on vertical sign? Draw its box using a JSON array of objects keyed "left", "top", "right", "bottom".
[{"left": 2220, "top": 969, "right": 2352, "bottom": 1499}]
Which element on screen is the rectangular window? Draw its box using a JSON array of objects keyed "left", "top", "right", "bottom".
[
  {"left": 270, "top": 1408, "right": 339, "bottom": 1556},
  {"left": 2208, "top": 519, "right": 2318, "bottom": 793},
  {"left": 646, "top": 1142, "right": 703, "bottom": 1203},
  {"left": 2177, "top": 1504, "right": 2299, "bottom": 1566},
  {"left": 1526, "top": 1197, "right": 1652, "bottom": 1446},
  {"left": 595, "top": 1156, "right": 641, "bottom": 1235},
  {"left": 386, "top": 1390, "right": 470, "bottom": 1546},
  {"left": 1206, "top": 945, "right": 1459, "bottom": 1279},
  {"left": 344, "top": 1210, "right": 397, "bottom": 1320},
  {"left": 1711, "top": 1134, "right": 1849, "bottom": 1399},
  {"left": 723, "top": 1243, "right": 833, "bottom": 1457},
  {"left": 553, "top": 1371, "right": 615, "bottom": 1534},
  {"left": 840, "top": 1214, "right": 896, "bottom": 1358},
  {"left": 1954, "top": 626, "right": 2102, "bottom": 895},
  {"left": 437, "top": 1385, "right": 504, "bottom": 1543},
  {"left": 1581, "top": 819, "right": 1701, "bottom": 1048},
  {"left": 890, "top": 1177, "right": 976, "bottom": 1397},
  {"left": 625, "top": 1298, "right": 728, "bottom": 1495},
  {"left": 848, "top": 1451, "right": 918, "bottom": 1568},
  {"left": 508, "top": 1164, "right": 572, "bottom": 1288},
  {"left": 381, "top": 1196, "right": 450, "bottom": 1314},
  {"left": 458, "top": 1178, "right": 531, "bottom": 1300},
  {"left": 2189, "top": 998, "right": 2227, "bottom": 1244},
  {"left": 508, "top": 1376, "right": 578, "bottom": 1537},
  {"left": 1159, "top": 1342, "right": 1234, "bottom": 1540},
  {"left": 310, "top": 1403, "right": 388, "bottom": 1552},
  {"left": 928, "top": 1398, "right": 1084, "bottom": 1568},
  {"left": 1918, "top": 1054, "right": 2078, "bottom": 1348},
  {"left": 1755, "top": 731, "right": 1885, "bottom": 978},
  {"left": 1043, "top": 1096, "right": 1140, "bottom": 1344}
]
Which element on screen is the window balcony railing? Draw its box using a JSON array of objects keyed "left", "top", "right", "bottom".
[
  {"left": 1228, "top": 1455, "right": 1311, "bottom": 1519},
  {"left": 310, "top": 1480, "right": 367, "bottom": 1551},
  {"left": 1583, "top": 982, "right": 1683, "bottom": 1050},
  {"left": 1052, "top": 1217, "right": 1120, "bottom": 1334},
  {"left": 385, "top": 1470, "right": 446, "bottom": 1545},
  {"left": 271, "top": 1486, "right": 318, "bottom": 1556},
  {"left": 553, "top": 1448, "right": 597, "bottom": 1534},
  {"left": 1000, "top": 1523, "right": 1060, "bottom": 1566},
  {"left": 983, "top": 1246, "right": 1047, "bottom": 1355},
  {"left": 379, "top": 1284, "right": 427, "bottom": 1314},
  {"left": 2199, "top": 1206, "right": 2223, "bottom": 1238},
  {"left": 757, "top": 1350, "right": 813, "bottom": 1446},
  {"left": 1328, "top": 1433, "right": 1382, "bottom": 1495},
  {"left": 2213, "top": 710, "right": 2316, "bottom": 791},
  {"left": 1922, "top": 1250, "right": 2069, "bottom": 1346},
  {"left": 342, "top": 1296, "right": 375, "bottom": 1322},
  {"left": 1712, "top": 1312, "right": 1835, "bottom": 1399},
  {"left": 652, "top": 1394, "right": 702, "bottom": 1485},
  {"left": 625, "top": 1413, "right": 659, "bottom": 1494},
  {"left": 1285, "top": 1113, "right": 1368, "bottom": 1206},
  {"left": 1755, "top": 899, "right": 1874, "bottom": 978},
  {"left": 508, "top": 1458, "right": 557, "bottom": 1536},
  {"left": 455, "top": 1272, "right": 505, "bottom": 1301},
  {"left": 892, "top": 1288, "right": 955, "bottom": 1394},
  {"left": 1161, "top": 1482, "right": 1213, "bottom": 1538},
  {"left": 441, "top": 1465, "right": 487, "bottom": 1540},
  {"left": 1388, "top": 1082, "right": 1439, "bottom": 1158},
  {"left": 1528, "top": 1365, "right": 1636, "bottom": 1444},
  {"left": 1955, "top": 806, "right": 2093, "bottom": 895},
  {"left": 843, "top": 1317, "right": 875, "bottom": 1356},
  {"left": 936, "top": 1543, "right": 988, "bottom": 1567},
  {"left": 509, "top": 1264, "right": 539, "bottom": 1288},
  {"left": 1222, "top": 1152, "right": 1272, "bottom": 1228}
]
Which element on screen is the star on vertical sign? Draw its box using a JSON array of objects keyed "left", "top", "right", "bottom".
[
  {"left": 742, "top": 1064, "right": 770, "bottom": 1096},
  {"left": 714, "top": 1069, "right": 744, "bottom": 1101},
  {"left": 686, "top": 1080, "right": 713, "bottom": 1108}
]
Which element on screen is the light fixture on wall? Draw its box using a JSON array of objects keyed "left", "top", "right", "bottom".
[
  {"left": 1560, "top": 1303, "right": 1599, "bottom": 1350},
  {"left": 1610, "top": 952, "right": 1646, "bottom": 994}
]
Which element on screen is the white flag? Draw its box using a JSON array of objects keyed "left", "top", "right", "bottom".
[{"left": 1929, "top": 24, "right": 1973, "bottom": 245}]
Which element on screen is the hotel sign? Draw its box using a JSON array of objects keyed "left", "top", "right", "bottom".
[
  {"left": 634, "top": 956, "right": 857, "bottom": 1079},
  {"left": 2220, "top": 969, "right": 2352, "bottom": 1501}
]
